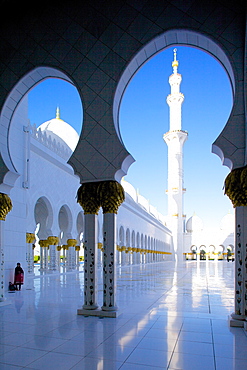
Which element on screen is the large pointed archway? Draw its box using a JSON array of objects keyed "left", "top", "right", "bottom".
[
  {"left": 114, "top": 29, "right": 239, "bottom": 171},
  {"left": 0, "top": 66, "right": 81, "bottom": 193}
]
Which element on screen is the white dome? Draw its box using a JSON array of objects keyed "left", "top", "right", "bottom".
[
  {"left": 220, "top": 213, "right": 234, "bottom": 232},
  {"left": 121, "top": 179, "right": 137, "bottom": 201},
  {"left": 186, "top": 214, "right": 203, "bottom": 233},
  {"left": 37, "top": 108, "right": 79, "bottom": 152}
]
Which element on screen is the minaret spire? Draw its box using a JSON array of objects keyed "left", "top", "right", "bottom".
[
  {"left": 163, "top": 49, "right": 188, "bottom": 262},
  {"left": 56, "top": 107, "right": 60, "bottom": 120},
  {"left": 172, "top": 48, "right": 179, "bottom": 73}
]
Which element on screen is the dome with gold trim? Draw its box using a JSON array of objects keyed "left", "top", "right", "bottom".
[{"left": 37, "top": 108, "right": 79, "bottom": 153}]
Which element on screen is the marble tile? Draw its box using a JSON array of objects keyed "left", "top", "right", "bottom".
[
  {"left": 138, "top": 335, "right": 177, "bottom": 352},
  {"left": 0, "top": 261, "right": 245, "bottom": 370},
  {"left": 27, "top": 351, "right": 84, "bottom": 370},
  {"left": 125, "top": 347, "right": 172, "bottom": 368},
  {"left": 169, "top": 352, "right": 215, "bottom": 370},
  {"left": 215, "top": 357, "right": 247, "bottom": 370},
  {"left": 0, "top": 347, "right": 47, "bottom": 367},
  {"left": 86, "top": 344, "right": 134, "bottom": 362},
  {"left": 70, "top": 357, "right": 123, "bottom": 370},
  {"left": 174, "top": 339, "right": 214, "bottom": 356}
]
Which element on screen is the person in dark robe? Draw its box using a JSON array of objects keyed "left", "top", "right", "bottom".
[{"left": 14, "top": 263, "right": 24, "bottom": 290}]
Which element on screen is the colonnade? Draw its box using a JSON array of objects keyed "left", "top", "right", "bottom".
[
  {"left": 115, "top": 246, "right": 169, "bottom": 265},
  {"left": 26, "top": 233, "right": 80, "bottom": 274},
  {"left": 97, "top": 244, "right": 170, "bottom": 266}
]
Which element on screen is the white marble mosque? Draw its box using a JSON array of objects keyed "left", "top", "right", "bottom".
[
  {"left": 0, "top": 3, "right": 246, "bottom": 361},
  {"left": 0, "top": 46, "right": 235, "bottom": 316}
]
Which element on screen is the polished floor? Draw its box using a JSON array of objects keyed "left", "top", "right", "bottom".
[{"left": 0, "top": 260, "right": 246, "bottom": 369}]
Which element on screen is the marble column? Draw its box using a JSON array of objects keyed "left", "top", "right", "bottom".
[
  {"left": 39, "top": 240, "right": 49, "bottom": 271},
  {"left": 0, "top": 193, "right": 12, "bottom": 302},
  {"left": 224, "top": 166, "right": 247, "bottom": 328},
  {"left": 230, "top": 207, "right": 247, "bottom": 327},
  {"left": 47, "top": 236, "right": 59, "bottom": 271},
  {"left": 75, "top": 246, "right": 80, "bottom": 267},
  {"left": 56, "top": 245, "right": 62, "bottom": 270},
  {"left": 121, "top": 247, "right": 126, "bottom": 265},
  {"left": 116, "top": 245, "right": 120, "bottom": 265},
  {"left": 132, "top": 248, "right": 136, "bottom": 264},
  {"left": 62, "top": 245, "right": 68, "bottom": 268},
  {"left": 77, "top": 182, "right": 100, "bottom": 312},
  {"left": 137, "top": 249, "right": 140, "bottom": 264},
  {"left": 99, "top": 181, "right": 125, "bottom": 314},
  {"left": 67, "top": 239, "right": 77, "bottom": 270},
  {"left": 26, "top": 233, "right": 35, "bottom": 275}
]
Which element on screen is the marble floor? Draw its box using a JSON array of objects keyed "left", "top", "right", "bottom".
[{"left": 0, "top": 260, "right": 246, "bottom": 369}]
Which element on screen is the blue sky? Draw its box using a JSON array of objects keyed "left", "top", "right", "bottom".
[{"left": 28, "top": 46, "right": 233, "bottom": 230}]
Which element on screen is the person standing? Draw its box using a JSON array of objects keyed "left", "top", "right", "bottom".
[{"left": 14, "top": 263, "right": 24, "bottom": 290}]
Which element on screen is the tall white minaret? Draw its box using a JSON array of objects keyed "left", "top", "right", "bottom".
[{"left": 163, "top": 49, "right": 188, "bottom": 261}]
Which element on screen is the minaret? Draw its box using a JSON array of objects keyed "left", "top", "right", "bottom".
[{"left": 163, "top": 49, "right": 188, "bottom": 261}]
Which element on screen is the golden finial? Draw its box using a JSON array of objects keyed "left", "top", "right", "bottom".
[
  {"left": 172, "top": 48, "right": 179, "bottom": 69},
  {"left": 56, "top": 107, "right": 60, "bottom": 119}
]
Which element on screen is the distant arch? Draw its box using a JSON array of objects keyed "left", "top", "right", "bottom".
[
  {"left": 0, "top": 66, "right": 81, "bottom": 192},
  {"left": 126, "top": 228, "right": 130, "bottom": 248},
  {"left": 34, "top": 196, "right": 53, "bottom": 239},
  {"left": 76, "top": 212, "right": 84, "bottom": 244},
  {"left": 136, "top": 232, "right": 140, "bottom": 248},
  {"left": 58, "top": 205, "right": 73, "bottom": 244},
  {"left": 131, "top": 230, "right": 135, "bottom": 247},
  {"left": 119, "top": 226, "right": 125, "bottom": 247}
]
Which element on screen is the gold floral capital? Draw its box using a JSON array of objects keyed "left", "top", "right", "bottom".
[
  {"left": 75, "top": 246, "right": 80, "bottom": 251},
  {"left": 225, "top": 165, "right": 247, "bottom": 207},
  {"left": 26, "top": 233, "right": 35, "bottom": 244},
  {"left": 77, "top": 180, "right": 124, "bottom": 215},
  {"left": 39, "top": 240, "right": 49, "bottom": 248},
  {"left": 0, "top": 193, "right": 12, "bottom": 221},
  {"left": 77, "top": 182, "right": 101, "bottom": 214},
  {"left": 98, "top": 180, "right": 125, "bottom": 214},
  {"left": 67, "top": 239, "right": 77, "bottom": 247},
  {"left": 47, "top": 236, "right": 59, "bottom": 245}
]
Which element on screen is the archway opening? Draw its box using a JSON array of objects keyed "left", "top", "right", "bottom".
[
  {"left": 0, "top": 67, "right": 83, "bottom": 191},
  {"left": 119, "top": 44, "right": 233, "bottom": 236},
  {"left": 1, "top": 67, "right": 83, "bottom": 272},
  {"left": 58, "top": 205, "right": 72, "bottom": 244},
  {"left": 28, "top": 77, "right": 82, "bottom": 160}
]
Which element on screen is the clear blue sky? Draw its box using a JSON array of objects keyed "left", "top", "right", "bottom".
[{"left": 28, "top": 46, "right": 233, "bottom": 230}]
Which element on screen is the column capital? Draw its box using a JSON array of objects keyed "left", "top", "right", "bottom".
[
  {"left": 225, "top": 165, "right": 247, "bottom": 207},
  {"left": 0, "top": 193, "right": 12, "bottom": 220},
  {"left": 26, "top": 232, "right": 35, "bottom": 243},
  {"left": 39, "top": 240, "right": 49, "bottom": 248},
  {"left": 99, "top": 181, "right": 125, "bottom": 214},
  {"left": 75, "top": 246, "right": 80, "bottom": 251},
  {"left": 63, "top": 245, "right": 69, "bottom": 250},
  {"left": 77, "top": 182, "right": 101, "bottom": 214},
  {"left": 67, "top": 239, "right": 77, "bottom": 247},
  {"left": 47, "top": 236, "right": 59, "bottom": 245}
]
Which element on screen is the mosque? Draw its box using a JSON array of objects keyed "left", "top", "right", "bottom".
[
  {"left": 1, "top": 93, "right": 174, "bottom": 298},
  {"left": 0, "top": 47, "right": 234, "bottom": 306},
  {"left": 0, "top": 2, "right": 247, "bottom": 368}
]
